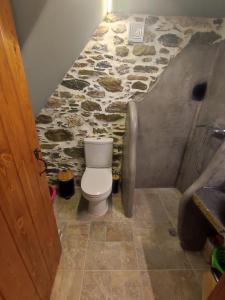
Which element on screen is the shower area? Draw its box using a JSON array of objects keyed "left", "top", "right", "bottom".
[{"left": 122, "top": 37, "right": 225, "bottom": 250}]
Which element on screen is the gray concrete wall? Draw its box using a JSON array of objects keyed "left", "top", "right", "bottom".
[
  {"left": 177, "top": 42, "right": 225, "bottom": 191},
  {"left": 112, "top": 0, "right": 225, "bottom": 17},
  {"left": 135, "top": 41, "right": 219, "bottom": 188},
  {"left": 11, "top": 0, "right": 107, "bottom": 114}
]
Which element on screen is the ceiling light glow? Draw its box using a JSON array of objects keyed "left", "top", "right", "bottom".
[{"left": 107, "top": 0, "right": 113, "bottom": 13}]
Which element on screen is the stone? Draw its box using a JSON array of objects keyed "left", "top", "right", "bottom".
[
  {"left": 92, "top": 43, "right": 108, "bottom": 52},
  {"left": 77, "top": 55, "right": 86, "bottom": 60},
  {"left": 158, "top": 33, "right": 182, "bottom": 47},
  {"left": 104, "top": 13, "right": 121, "bottom": 23},
  {"left": 156, "top": 57, "right": 169, "bottom": 65},
  {"left": 127, "top": 75, "right": 148, "bottom": 81},
  {"left": 68, "top": 100, "right": 79, "bottom": 107},
  {"left": 73, "top": 62, "right": 88, "bottom": 68},
  {"left": 64, "top": 147, "right": 84, "bottom": 158},
  {"left": 104, "top": 54, "right": 114, "bottom": 60},
  {"left": 144, "top": 31, "right": 156, "bottom": 43},
  {"left": 36, "top": 114, "right": 52, "bottom": 124},
  {"left": 93, "top": 25, "right": 109, "bottom": 37},
  {"left": 97, "top": 76, "right": 123, "bottom": 92},
  {"left": 46, "top": 98, "right": 66, "bottom": 108},
  {"left": 60, "top": 91, "right": 73, "bottom": 98},
  {"left": 74, "top": 95, "right": 86, "bottom": 101},
  {"left": 52, "top": 91, "right": 59, "bottom": 97},
  {"left": 51, "top": 152, "right": 61, "bottom": 160},
  {"left": 45, "top": 129, "right": 73, "bottom": 142},
  {"left": 122, "top": 58, "right": 136, "bottom": 64},
  {"left": 146, "top": 16, "right": 159, "bottom": 25},
  {"left": 65, "top": 74, "right": 73, "bottom": 79},
  {"left": 133, "top": 44, "right": 156, "bottom": 56},
  {"left": 132, "top": 81, "right": 148, "bottom": 90},
  {"left": 159, "top": 48, "right": 170, "bottom": 54},
  {"left": 142, "top": 57, "right": 152, "bottom": 63},
  {"left": 94, "top": 113, "right": 124, "bottom": 122},
  {"left": 61, "top": 79, "right": 90, "bottom": 90},
  {"left": 96, "top": 61, "right": 112, "bottom": 69},
  {"left": 115, "top": 64, "right": 130, "bottom": 75},
  {"left": 213, "top": 18, "right": 223, "bottom": 26},
  {"left": 116, "top": 46, "right": 129, "bottom": 57},
  {"left": 184, "top": 29, "right": 194, "bottom": 36},
  {"left": 134, "top": 65, "right": 159, "bottom": 73},
  {"left": 81, "top": 100, "right": 102, "bottom": 111},
  {"left": 91, "top": 55, "right": 104, "bottom": 60},
  {"left": 86, "top": 59, "right": 95, "bottom": 64},
  {"left": 41, "top": 144, "right": 58, "bottom": 150},
  {"left": 113, "top": 35, "right": 124, "bottom": 45},
  {"left": 78, "top": 69, "right": 105, "bottom": 76},
  {"left": 189, "top": 31, "right": 221, "bottom": 45},
  {"left": 66, "top": 116, "right": 84, "bottom": 127},
  {"left": 112, "top": 23, "right": 126, "bottom": 34},
  {"left": 93, "top": 128, "right": 108, "bottom": 134},
  {"left": 87, "top": 90, "right": 105, "bottom": 98},
  {"left": 82, "top": 112, "right": 91, "bottom": 117},
  {"left": 105, "top": 101, "right": 127, "bottom": 113}
]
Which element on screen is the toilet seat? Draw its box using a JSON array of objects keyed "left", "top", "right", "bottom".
[{"left": 81, "top": 168, "right": 112, "bottom": 201}]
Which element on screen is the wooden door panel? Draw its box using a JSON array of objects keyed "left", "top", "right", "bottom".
[
  {"left": 0, "top": 0, "right": 61, "bottom": 281},
  {"left": 0, "top": 0, "right": 61, "bottom": 298},
  {"left": 0, "top": 117, "right": 52, "bottom": 300},
  {"left": 0, "top": 62, "right": 57, "bottom": 282},
  {"left": 0, "top": 210, "right": 40, "bottom": 300}
]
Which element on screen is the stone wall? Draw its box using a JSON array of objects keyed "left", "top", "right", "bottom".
[{"left": 36, "top": 13, "right": 225, "bottom": 181}]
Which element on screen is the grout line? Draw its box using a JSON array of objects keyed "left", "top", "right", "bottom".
[
  {"left": 158, "top": 190, "right": 178, "bottom": 229},
  {"left": 78, "top": 221, "right": 91, "bottom": 300},
  {"left": 79, "top": 268, "right": 196, "bottom": 272}
]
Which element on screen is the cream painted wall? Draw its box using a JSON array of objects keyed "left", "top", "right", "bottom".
[
  {"left": 112, "top": 0, "right": 225, "bottom": 17},
  {"left": 11, "top": 0, "right": 107, "bottom": 114}
]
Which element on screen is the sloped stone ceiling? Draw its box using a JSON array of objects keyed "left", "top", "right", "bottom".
[{"left": 36, "top": 13, "right": 225, "bottom": 180}]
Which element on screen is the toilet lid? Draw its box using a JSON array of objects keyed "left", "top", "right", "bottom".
[{"left": 81, "top": 168, "right": 112, "bottom": 196}]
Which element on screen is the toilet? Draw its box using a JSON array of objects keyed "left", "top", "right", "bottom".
[{"left": 81, "top": 137, "right": 113, "bottom": 216}]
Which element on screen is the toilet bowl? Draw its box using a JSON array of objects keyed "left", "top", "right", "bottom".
[
  {"left": 81, "top": 167, "right": 112, "bottom": 216},
  {"left": 81, "top": 137, "right": 113, "bottom": 216}
]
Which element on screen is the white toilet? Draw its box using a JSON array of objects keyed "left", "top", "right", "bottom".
[{"left": 81, "top": 137, "right": 113, "bottom": 216}]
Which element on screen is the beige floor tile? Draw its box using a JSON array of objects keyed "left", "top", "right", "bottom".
[
  {"left": 53, "top": 188, "right": 207, "bottom": 299},
  {"left": 158, "top": 188, "right": 181, "bottom": 227},
  {"left": 59, "top": 238, "right": 87, "bottom": 269},
  {"left": 145, "top": 270, "right": 202, "bottom": 300},
  {"left": 90, "top": 222, "right": 107, "bottom": 241},
  {"left": 80, "top": 271, "right": 111, "bottom": 300},
  {"left": 134, "top": 190, "right": 169, "bottom": 225},
  {"left": 50, "top": 269, "right": 83, "bottom": 300},
  {"left": 54, "top": 191, "right": 80, "bottom": 223},
  {"left": 111, "top": 192, "right": 130, "bottom": 222},
  {"left": 140, "top": 272, "right": 155, "bottom": 300},
  {"left": 85, "top": 241, "right": 138, "bottom": 270},
  {"left": 110, "top": 271, "right": 144, "bottom": 300},
  {"left": 134, "top": 223, "right": 191, "bottom": 270},
  {"left": 106, "top": 222, "right": 133, "bottom": 241},
  {"left": 62, "top": 223, "right": 90, "bottom": 241}
]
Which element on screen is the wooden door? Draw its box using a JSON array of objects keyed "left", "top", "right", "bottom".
[{"left": 0, "top": 1, "right": 61, "bottom": 299}]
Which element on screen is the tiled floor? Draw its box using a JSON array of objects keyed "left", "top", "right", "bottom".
[{"left": 51, "top": 188, "right": 209, "bottom": 300}]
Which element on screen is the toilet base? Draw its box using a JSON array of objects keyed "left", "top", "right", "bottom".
[{"left": 88, "top": 198, "right": 108, "bottom": 217}]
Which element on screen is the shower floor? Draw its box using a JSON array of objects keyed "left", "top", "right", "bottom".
[{"left": 51, "top": 188, "right": 209, "bottom": 300}]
